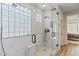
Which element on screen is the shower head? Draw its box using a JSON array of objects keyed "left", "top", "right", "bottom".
[
  {"left": 52, "top": 8, "right": 56, "bottom": 11},
  {"left": 11, "top": 3, "right": 17, "bottom": 7}
]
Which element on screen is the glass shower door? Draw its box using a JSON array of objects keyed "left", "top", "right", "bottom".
[
  {"left": 52, "top": 8, "right": 59, "bottom": 55},
  {"left": 0, "top": 3, "right": 2, "bottom": 55},
  {"left": 0, "top": 3, "right": 5, "bottom": 56},
  {"left": 0, "top": 3, "right": 1, "bottom": 39},
  {"left": 0, "top": 3, "right": 4, "bottom": 56}
]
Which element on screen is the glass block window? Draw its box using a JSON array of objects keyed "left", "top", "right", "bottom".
[{"left": 0, "top": 3, "right": 32, "bottom": 38}]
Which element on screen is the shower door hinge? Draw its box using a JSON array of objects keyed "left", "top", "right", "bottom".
[
  {"left": 56, "top": 44, "right": 59, "bottom": 47},
  {"left": 57, "top": 12, "right": 59, "bottom": 15}
]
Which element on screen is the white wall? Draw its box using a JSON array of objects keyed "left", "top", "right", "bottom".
[
  {"left": 58, "top": 8, "right": 64, "bottom": 47},
  {"left": 61, "top": 14, "right": 67, "bottom": 45},
  {"left": 57, "top": 8, "right": 67, "bottom": 46},
  {"left": 58, "top": 6, "right": 67, "bottom": 46},
  {"left": 0, "top": 3, "right": 44, "bottom": 56}
]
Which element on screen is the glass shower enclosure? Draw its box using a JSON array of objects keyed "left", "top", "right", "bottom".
[{"left": 52, "top": 7, "right": 59, "bottom": 55}]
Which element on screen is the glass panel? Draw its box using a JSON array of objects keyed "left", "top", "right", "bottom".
[
  {"left": 20, "top": 24, "right": 24, "bottom": 28},
  {"left": 9, "top": 16, "right": 14, "bottom": 22},
  {"left": 9, "top": 32, "right": 14, "bottom": 37},
  {"left": 15, "top": 32, "right": 19, "bottom": 36},
  {"left": 39, "top": 15, "right": 42, "bottom": 22},
  {"left": 2, "top": 10, "right": 8, "bottom": 16},
  {"left": 20, "top": 6, "right": 24, "bottom": 10},
  {"left": 9, "top": 6, "right": 14, "bottom": 12},
  {"left": 15, "top": 17, "right": 19, "bottom": 23},
  {"left": 9, "top": 27, "right": 14, "bottom": 32},
  {"left": 3, "top": 27, "right": 8, "bottom": 33},
  {"left": 2, "top": 4, "right": 8, "bottom": 10},
  {"left": 36, "top": 13, "right": 43, "bottom": 23},
  {"left": 2, "top": 16, "right": 8, "bottom": 22},
  {"left": 0, "top": 3, "right": 1, "bottom": 38},
  {"left": 20, "top": 32, "right": 24, "bottom": 35},
  {"left": 2, "top": 22, "right": 8, "bottom": 27},
  {"left": 16, "top": 4, "right": 20, "bottom": 9},
  {"left": 9, "top": 22, "right": 14, "bottom": 27},
  {"left": 15, "top": 8, "right": 19, "bottom": 13},
  {"left": 15, "top": 23, "right": 19, "bottom": 28},
  {"left": 0, "top": 3, "right": 1, "bottom": 35},
  {"left": 15, "top": 28, "right": 19, "bottom": 32},
  {"left": 20, "top": 27, "right": 24, "bottom": 32},
  {"left": 2, "top": 33, "right": 8, "bottom": 37}
]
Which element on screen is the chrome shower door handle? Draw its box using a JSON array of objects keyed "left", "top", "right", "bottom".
[{"left": 32, "top": 34, "right": 36, "bottom": 43}]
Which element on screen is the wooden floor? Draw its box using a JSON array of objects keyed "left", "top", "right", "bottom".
[{"left": 59, "top": 42, "right": 79, "bottom": 56}]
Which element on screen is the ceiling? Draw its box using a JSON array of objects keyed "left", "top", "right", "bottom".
[
  {"left": 58, "top": 3, "right": 79, "bottom": 13},
  {"left": 31, "top": 3, "right": 79, "bottom": 13},
  {"left": 31, "top": 3, "right": 53, "bottom": 11},
  {"left": 67, "top": 14, "right": 79, "bottom": 20}
]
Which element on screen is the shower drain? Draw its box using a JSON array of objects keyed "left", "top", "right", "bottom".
[{"left": 43, "top": 49, "right": 46, "bottom": 51}]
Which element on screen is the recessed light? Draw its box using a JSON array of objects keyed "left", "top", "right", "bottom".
[{"left": 42, "top": 4, "right": 46, "bottom": 7}]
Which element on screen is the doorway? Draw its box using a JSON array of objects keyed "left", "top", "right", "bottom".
[{"left": 67, "top": 14, "right": 79, "bottom": 44}]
